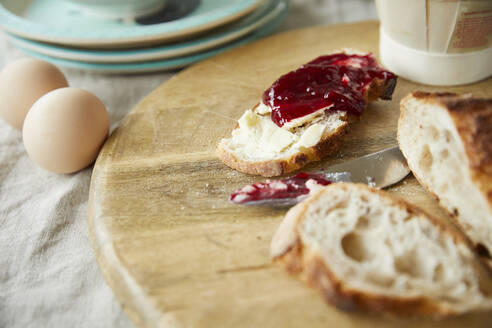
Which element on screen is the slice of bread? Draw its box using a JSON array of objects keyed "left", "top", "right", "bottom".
[
  {"left": 270, "top": 183, "right": 492, "bottom": 317},
  {"left": 217, "top": 51, "right": 397, "bottom": 177},
  {"left": 398, "top": 92, "right": 492, "bottom": 269}
]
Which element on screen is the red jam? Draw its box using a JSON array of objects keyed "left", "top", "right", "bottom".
[
  {"left": 230, "top": 172, "right": 332, "bottom": 204},
  {"left": 262, "top": 53, "right": 397, "bottom": 127}
]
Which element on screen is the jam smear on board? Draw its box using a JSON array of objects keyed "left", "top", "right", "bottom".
[
  {"left": 230, "top": 172, "right": 332, "bottom": 204},
  {"left": 262, "top": 53, "right": 396, "bottom": 127}
]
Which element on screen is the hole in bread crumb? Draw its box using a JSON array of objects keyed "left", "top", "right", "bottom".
[
  {"left": 440, "top": 149, "right": 449, "bottom": 159},
  {"left": 332, "top": 201, "right": 348, "bottom": 211},
  {"left": 428, "top": 126, "right": 439, "bottom": 141},
  {"left": 418, "top": 145, "right": 433, "bottom": 170},
  {"left": 444, "top": 130, "right": 452, "bottom": 143},
  {"left": 356, "top": 216, "right": 370, "bottom": 230},
  {"left": 355, "top": 215, "right": 379, "bottom": 231},
  {"left": 440, "top": 295, "right": 461, "bottom": 303},
  {"left": 476, "top": 243, "right": 492, "bottom": 259},
  {"left": 394, "top": 252, "right": 421, "bottom": 278},
  {"left": 440, "top": 182, "right": 449, "bottom": 193},
  {"left": 366, "top": 272, "right": 394, "bottom": 288},
  {"left": 389, "top": 213, "right": 398, "bottom": 225},
  {"left": 341, "top": 233, "right": 373, "bottom": 262},
  {"left": 433, "top": 263, "right": 444, "bottom": 282}
]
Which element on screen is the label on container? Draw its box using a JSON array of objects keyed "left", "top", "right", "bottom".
[{"left": 447, "top": 0, "right": 492, "bottom": 53}]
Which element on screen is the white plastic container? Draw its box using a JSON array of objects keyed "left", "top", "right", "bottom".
[{"left": 376, "top": 0, "right": 492, "bottom": 86}]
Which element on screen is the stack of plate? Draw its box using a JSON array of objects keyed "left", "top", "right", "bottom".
[{"left": 0, "top": 0, "right": 288, "bottom": 73}]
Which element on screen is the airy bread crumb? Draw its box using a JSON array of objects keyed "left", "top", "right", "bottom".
[
  {"left": 271, "top": 183, "right": 492, "bottom": 317},
  {"left": 398, "top": 92, "right": 492, "bottom": 269}
]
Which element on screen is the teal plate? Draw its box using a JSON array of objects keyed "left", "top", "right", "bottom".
[
  {"left": 0, "top": 0, "right": 264, "bottom": 48},
  {"left": 7, "top": 0, "right": 282, "bottom": 63},
  {"left": 13, "top": 0, "right": 288, "bottom": 73}
]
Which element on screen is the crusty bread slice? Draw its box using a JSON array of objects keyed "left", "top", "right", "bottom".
[
  {"left": 398, "top": 92, "right": 492, "bottom": 269},
  {"left": 217, "top": 51, "right": 397, "bottom": 177},
  {"left": 271, "top": 183, "right": 492, "bottom": 317}
]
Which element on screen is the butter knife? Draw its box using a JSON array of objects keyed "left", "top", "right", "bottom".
[{"left": 230, "top": 146, "right": 410, "bottom": 207}]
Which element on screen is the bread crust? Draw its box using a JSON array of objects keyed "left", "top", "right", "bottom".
[
  {"left": 398, "top": 92, "right": 492, "bottom": 263},
  {"left": 271, "top": 183, "right": 490, "bottom": 317},
  {"left": 281, "top": 244, "right": 451, "bottom": 317},
  {"left": 217, "top": 74, "right": 397, "bottom": 177}
]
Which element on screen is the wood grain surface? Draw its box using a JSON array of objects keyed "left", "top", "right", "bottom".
[{"left": 88, "top": 21, "right": 492, "bottom": 328}]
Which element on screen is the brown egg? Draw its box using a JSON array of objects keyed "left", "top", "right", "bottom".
[
  {"left": 0, "top": 58, "right": 68, "bottom": 130},
  {"left": 23, "top": 88, "right": 110, "bottom": 174}
]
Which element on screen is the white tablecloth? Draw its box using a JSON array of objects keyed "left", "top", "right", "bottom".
[{"left": 0, "top": 1, "right": 377, "bottom": 327}]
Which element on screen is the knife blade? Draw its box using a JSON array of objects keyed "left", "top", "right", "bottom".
[{"left": 230, "top": 146, "right": 410, "bottom": 207}]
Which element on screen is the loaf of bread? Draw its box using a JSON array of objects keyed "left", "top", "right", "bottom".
[
  {"left": 217, "top": 50, "right": 397, "bottom": 177},
  {"left": 398, "top": 92, "right": 492, "bottom": 269},
  {"left": 271, "top": 183, "right": 492, "bottom": 317}
]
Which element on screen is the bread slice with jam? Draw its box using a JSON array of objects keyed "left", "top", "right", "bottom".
[
  {"left": 271, "top": 183, "right": 492, "bottom": 317},
  {"left": 217, "top": 50, "right": 397, "bottom": 177}
]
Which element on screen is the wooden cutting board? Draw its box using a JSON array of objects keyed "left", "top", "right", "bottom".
[{"left": 88, "top": 21, "right": 492, "bottom": 328}]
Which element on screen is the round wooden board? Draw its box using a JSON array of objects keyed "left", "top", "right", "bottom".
[{"left": 88, "top": 21, "right": 492, "bottom": 328}]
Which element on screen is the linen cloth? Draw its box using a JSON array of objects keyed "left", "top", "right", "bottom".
[{"left": 0, "top": 1, "right": 377, "bottom": 327}]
